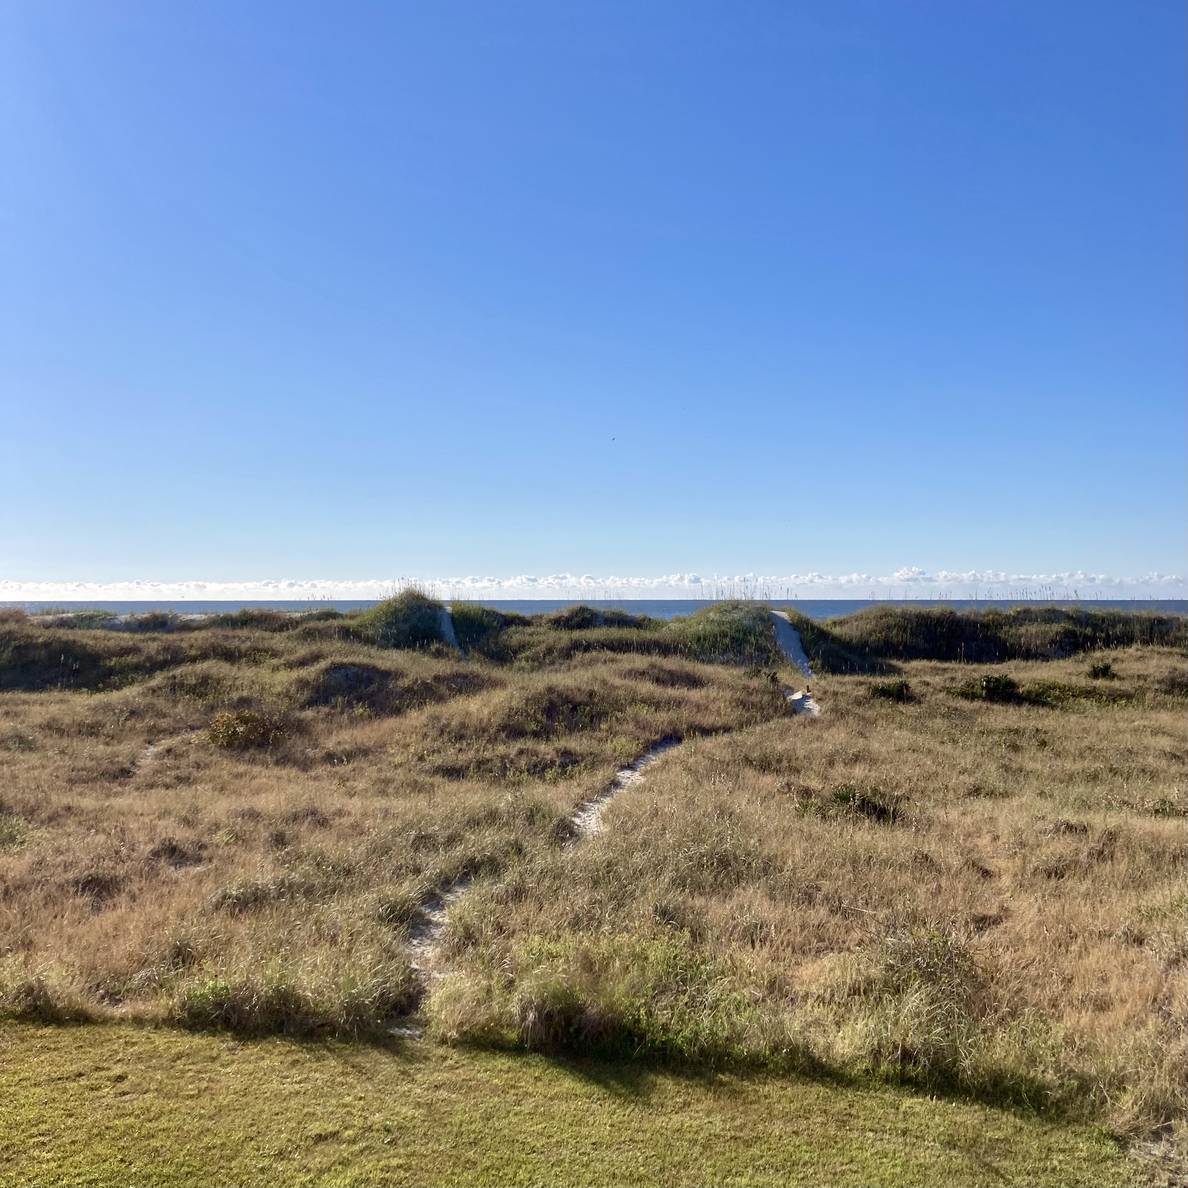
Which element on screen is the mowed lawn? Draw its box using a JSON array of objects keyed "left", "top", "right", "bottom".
[{"left": 2, "top": 1023, "right": 1132, "bottom": 1187}]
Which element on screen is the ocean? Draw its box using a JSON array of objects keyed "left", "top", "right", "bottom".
[{"left": 7, "top": 599, "right": 1187, "bottom": 621}]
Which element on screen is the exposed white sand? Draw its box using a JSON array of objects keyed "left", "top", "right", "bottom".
[
  {"left": 770, "top": 610, "right": 814, "bottom": 678},
  {"left": 439, "top": 607, "right": 461, "bottom": 650},
  {"left": 568, "top": 738, "right": 682, "bottom": 841}
]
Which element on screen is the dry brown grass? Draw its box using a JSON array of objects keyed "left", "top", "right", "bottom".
[
  {"left": 0, "top": 615, "right": 1184, "bottom": 1139},
  {"left": 426, "top": 647, "right": 1187, "bottom": 1134},
  {"left": 0, "top": 619, "right": 788, "bottom": 1039}
]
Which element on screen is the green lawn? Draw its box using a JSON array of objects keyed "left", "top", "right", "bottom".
[{"left": 1, "top": 1023, "right": 1133, "bottom": 1187}]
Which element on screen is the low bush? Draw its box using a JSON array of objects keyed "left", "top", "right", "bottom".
[
  {"left": 672, "top": 602, "right": 779, "bottom": 665},
  {"left": 349, "top": 590, "right": 446, "bottom": 650},
  {"left": 450, "top": 603, "right": 526, "bottom": 658},
  {"left": 207, "top": 709, "right": 289, "bottom": 749},
  {"left": 954, "top": 674, "right": 1022, "bottom": 704},
  {"left": 545, "top": 605, "right": 654, "bottom": 631},
  {"left": 869, "top": 678, "right": 915, "bottom": 702}
]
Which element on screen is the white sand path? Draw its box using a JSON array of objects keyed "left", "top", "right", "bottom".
[{"left": 771, "top": 610, "right": 820, "bottom": 716}]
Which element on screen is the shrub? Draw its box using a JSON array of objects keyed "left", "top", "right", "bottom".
[
  {"left": 869, "top": 678, "right": 915, "bottom": 702},
  {"left": 125, "top": 611, "right": 179, "bottom": 632},
  {"left": 349, "top": 590, "right": 446, "bottom": 650},
  {"left": 546, "top": 605, "right": 652, "bottom": 631},
  {"left": 954, "top": 674, "right": 1022, "bottom": 704},
  {"left": 450, "top": 603, "right": 525, "bottom": 658},
  {"left": 43, "top": 610, "right": 119, "bottom": 630},
  {"left": 673, "top": 602, "right": 779, "bottom": 665},
  {"left": 1087, "top": 659, "right": 1115, "bottom": 679},
  {"left": 207, "top": 709, "right": 288, "bottom": 749}
]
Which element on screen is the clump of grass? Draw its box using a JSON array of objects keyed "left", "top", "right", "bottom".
[
  {"left": 830, "top": 784, "right": 906, "bottom": 824},
  {"left": 1087, "top": 659, "right": 1115, "bottom": 679},
  {"left": 125, "top": 611, "right": 180, "bottom": 632},
  {"left": 546, "top": 605, "right": 654, "bottom": 631},
  {"left": 41, "top": 609, "right": 119, "bottom": 630},
  {"left": 207, "top": 709, "right": 288, "bottom": 749},
  {"left": 349, "top": 589, "right": 446, "bottom": 650},
  {"left": 869, "top": 678, "right": 915, "bottom": 703},
  {"left": 672, "top": 602, "right": 780, "bottom": 665},
  {"left": 172, "top": 961, "right": 418, "bottom": 1037},
  {"left": 430, "top": 932, "right": 782, "bottom": 1065},
  {"left": 0, "top": 960, "right": 93, "bottom": 1023},
  {"left": 954, "top": 674, "right": 1023, "bottom": 704},
  {"left": 450, "top": 603, "right": 526, "bottom": 659}
]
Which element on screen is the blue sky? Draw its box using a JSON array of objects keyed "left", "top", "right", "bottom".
[{"left": 2, "top": 1, "right": 1184, "bottom": 594}]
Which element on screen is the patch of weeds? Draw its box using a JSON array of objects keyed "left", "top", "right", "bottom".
[
  {"left": 954, "top": 674, "right": 1022, "bottom": 704},
  {"left": 869, "top": 678, "right": 915, "bottom": 703},
  {"left": 1157, "top": 671, "right": 1188, "bottom": 698},
  {"left": 1023, "top": 681, "right": 1134, "bottom": 708},
  {"left": 830, "top": 785, "right": 906, "bottom": 825},
  {"left": 0, "top": 813, "right": 30, "bottom": 851},
  {"left": 207, "top": 709, "right": 288, "bottom": 749},
  {"left": 545, "top": 605, "right": 653, "bottom": 631},
  {"left": 146, "top": 837, "right": 207, "bottom": 868},
  {"left": 1087, "top": 659, "right": 1115, "bottom": 679}
]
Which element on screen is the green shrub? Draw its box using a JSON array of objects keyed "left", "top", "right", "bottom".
[
  {"left": 954, "top": 674, "right": 1022, "bottom": 704},
  {"left": 672, "top": 602, "right": 779, "bottom": 665},
  {"left": 43, "top": 610, "right": 119, "bottom": 630},
  {"left": 1087, "top": 659, "right": 1115, "bottom": 679},
  {"left": 349, "top": 590, "right": 446, "bottom": 650},
  {"left": 546, "top": 605, "right": 653, "bottom": 631},
  {"left": 125, "top": 611, "right": 179, "bottom": 632},
  {"left": 869, "top": 678, "right": 915, "bottom": 702},
  {"left": 829, "top": 606, "right": 1188, "bottom": 665},
  {"left": 450, "top": 603, "right": 526, "bottom": 658}
]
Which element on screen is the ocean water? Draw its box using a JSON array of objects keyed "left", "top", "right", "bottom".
[{"left": 7, "top": 598, "right": 1186, "bottom": 621}]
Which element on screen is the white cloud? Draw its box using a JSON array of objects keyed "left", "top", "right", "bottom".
[{"left": 0, "top": 569, "right": 1183, "bottom": 601}]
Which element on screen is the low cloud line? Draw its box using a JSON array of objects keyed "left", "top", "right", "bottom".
[{"left": 2, "top": 569, "right": 1184, "bottom": 602}]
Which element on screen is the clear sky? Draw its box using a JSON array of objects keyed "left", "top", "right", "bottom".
[{"left": 3, "top": 1, "right": 1184, "bottom": 595}]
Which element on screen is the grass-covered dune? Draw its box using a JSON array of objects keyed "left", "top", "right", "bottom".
[
  {"left": 1, "top": 593, "right": 1185, "bottom": 1179},
  {"left": 12, "top": 595, "right": 1184, "bottom": 679},
  {"left": 791, "top": 604, "right": 1188, "bottom": 672}
]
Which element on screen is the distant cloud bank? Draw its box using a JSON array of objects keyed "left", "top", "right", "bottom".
[{"left": 2, "top": 569, "right": 1184, "bottom": 602}]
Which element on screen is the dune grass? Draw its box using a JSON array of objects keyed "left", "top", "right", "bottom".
[
  {"left": 0, "top": 600, "right": 1184, "bottom": 1167},
  {"left": 0, "top": 1022, "right": 1136, "bottom": 1188}
]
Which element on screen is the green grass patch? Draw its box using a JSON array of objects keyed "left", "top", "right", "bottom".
[{"left": 0, "top": 1022, "right": 1135, "bottom": 1187}]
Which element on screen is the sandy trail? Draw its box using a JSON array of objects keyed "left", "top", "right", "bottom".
[
  {"left": 770, "top": 611, "right": 814, "bottom": 678},
  {"left": 568, "top": 738, "right": 682, "bottom": 841},
  {"left": 439, "top": 608, "right": 461, "bottom": 651},
  {"left": 407, "top": 878, "right": 473, "bottom": 977},
  {"left": 770, "top": 610, "right": 821, "bottom": 716}
]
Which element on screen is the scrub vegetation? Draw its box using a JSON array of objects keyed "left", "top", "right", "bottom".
[{"left": 1, "top": 595, "right": 1184, "bottom": 1176}]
